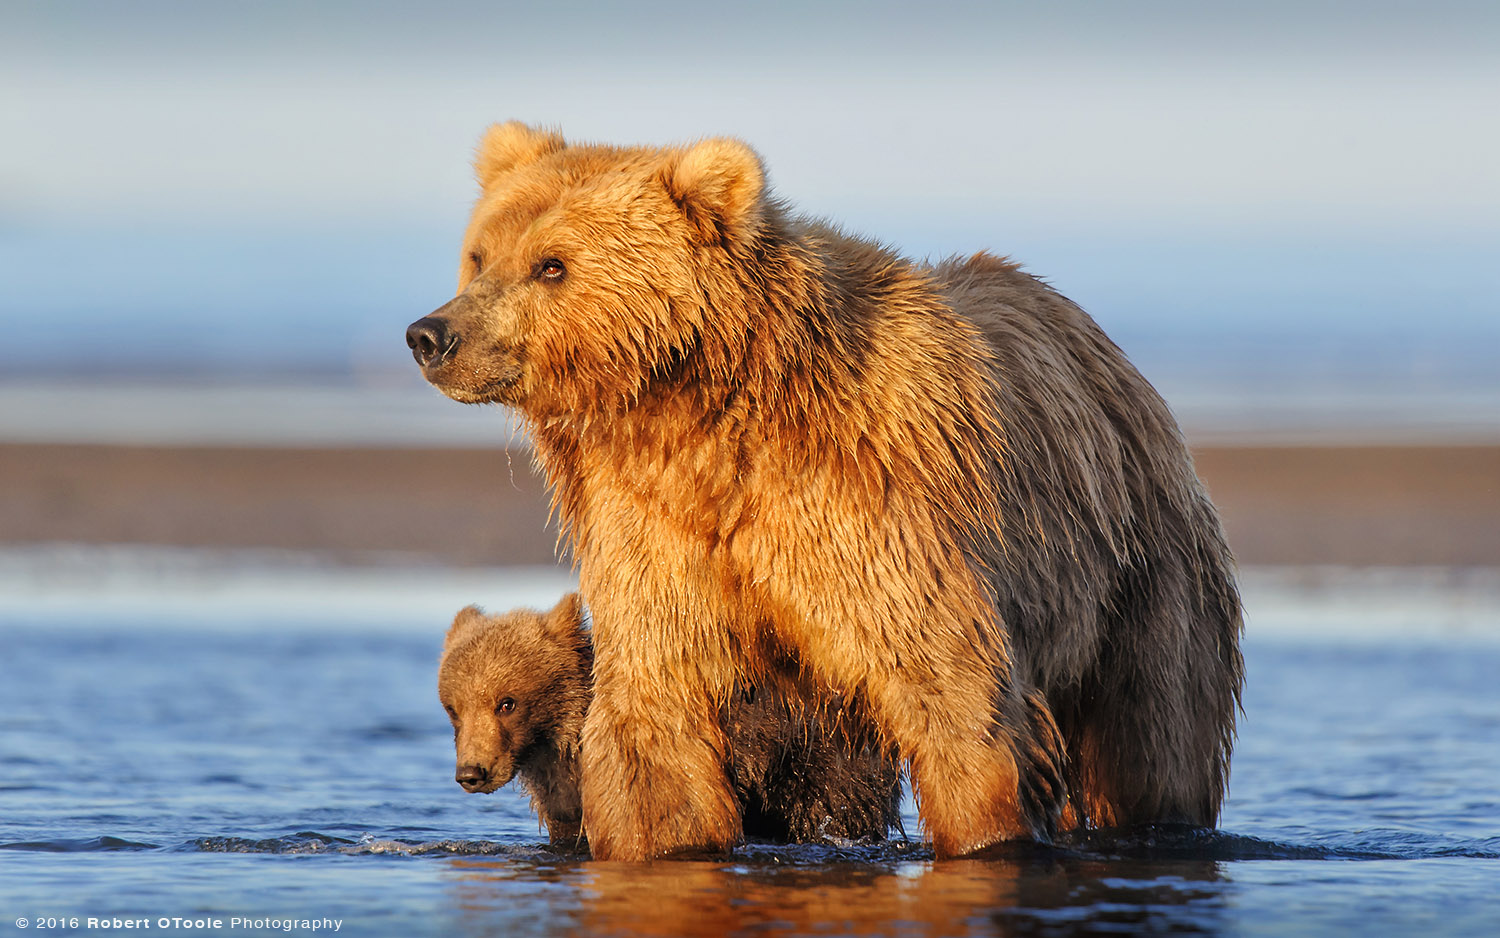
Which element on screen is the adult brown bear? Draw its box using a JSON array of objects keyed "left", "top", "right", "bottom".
[{"left": 407, "top": 123, "right": 1243, "bottom": 860}]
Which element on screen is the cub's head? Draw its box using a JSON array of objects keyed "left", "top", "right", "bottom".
[
  {"left": 437, "top": 593, "right": 592, "bottom": 794},
  {"left": 405, "top": 122, "right": 768, "bottom": 414}
]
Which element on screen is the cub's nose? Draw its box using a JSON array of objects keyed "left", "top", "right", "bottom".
[
  {"left": 455, "top": 764, "right": 489, "bottom": 792},
  {"left": 406, "top": 317, "right": 458, "bottom": 367}
]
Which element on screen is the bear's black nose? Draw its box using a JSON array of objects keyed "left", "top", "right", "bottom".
[
  {"left": 407, "top": 317, "right": 458, "bottom": 367},
  {"left": 455, "top": 764, "right": 489, "bottom": 792}
]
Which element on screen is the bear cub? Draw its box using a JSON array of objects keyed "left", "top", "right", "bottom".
[{"left": 438, "top": 594, "right": 902, "bottom": 849}]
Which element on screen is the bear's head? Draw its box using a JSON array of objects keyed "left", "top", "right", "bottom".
[
  {"left": 406, "top": 122, "right": 769, "bottom": 416},
  {"left": 437, "top": 593, "right": 592, "bottom": 794}
]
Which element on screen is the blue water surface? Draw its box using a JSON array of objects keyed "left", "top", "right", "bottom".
[{"left": 0, "top": 560, "right": 1497, "bottom": 937}]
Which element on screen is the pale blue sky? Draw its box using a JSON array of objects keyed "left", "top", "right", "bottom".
[
  {"left": 1, "top": 1, "right": 1495, "bottom": 378},
  {"left": 5, "top": 1, "right": 1497, "bottom": 230}
]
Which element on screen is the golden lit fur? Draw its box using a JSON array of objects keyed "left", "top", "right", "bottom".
[{"left": 411, "top": 124, "right": 1244, "bottom": 860}]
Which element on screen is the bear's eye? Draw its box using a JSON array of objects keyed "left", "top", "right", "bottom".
[
  {"left": 534, "top": 258, "right": 566, "bottom": 282},
  {"left": 443, "top": 705, "right": 457, "bottom": 721},
  {"left": 468, "top": 251, "right": 484, "bottom": 274},
  {"left": 496, "top": 697, "right": 516, "bottom": 714}
]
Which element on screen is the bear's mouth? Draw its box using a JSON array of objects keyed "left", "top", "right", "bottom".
[
  {"left": 436, "top": 370, "right": 521, "bottom": 406},
  {"left": 421, "top": 347, "right": 524, "bottom": 406}
]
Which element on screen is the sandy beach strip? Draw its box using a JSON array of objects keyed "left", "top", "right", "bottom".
[{"left": 1, "top": 442, "right": 1496, "bottom": 568}]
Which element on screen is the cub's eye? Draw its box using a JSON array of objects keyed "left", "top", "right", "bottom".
[
  {"left": 468, "top": 252, "right": 484, "bottom": 273},
  {"left": 443, "top": 705, "right": 457, "bottom": 721},
  {"left": 534, "top": 258, "right": 566, "bottom": 282},
  {"left": 496, "top": 698, "right": 516, "bottom": 714}
]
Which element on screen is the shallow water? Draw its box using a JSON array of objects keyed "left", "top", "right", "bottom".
[{"left": 1, "top": 557, "right": 1497, "bottom": 936}]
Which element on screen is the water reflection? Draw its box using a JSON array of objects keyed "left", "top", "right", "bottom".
[{"left": 442, "top": 847, "right": 1229, "bottom": 937}]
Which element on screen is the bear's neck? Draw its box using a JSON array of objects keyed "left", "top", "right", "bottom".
[{"left": 518, "top": 735, "right": 584, "bottom": 833}]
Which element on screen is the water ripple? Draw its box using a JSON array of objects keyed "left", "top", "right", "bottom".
[
  {"left": 190, "top": 831, "right": 358, "bottom": 854},
  {"left": 0, "top": 836, "right": 160, "bottom": 852},
  {"left": 107, "top": 827, "right": 1500, "bottom": 863}
]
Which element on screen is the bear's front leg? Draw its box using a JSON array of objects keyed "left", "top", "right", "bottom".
[
  {"left": 579, "top": 680, "right": 742, "bottom": 860},
  {"left": 801, "top": 593, "right": 1068, "bottom": 857},
  {"left": 895, "top": 681, "right": 1068, "bottom": 857},
  {"left": 576, "top": 578, "right": 742, "bottom": 860}
]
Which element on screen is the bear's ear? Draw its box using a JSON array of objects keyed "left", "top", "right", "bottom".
[
  {"left": 444, "top": 605, "right": 488, "bottom": 653},
  {"left": 660, "top": 137, "right": 765, "bottom": 244},
  {"left": 543, "top": 592, "right": 587, "bottom": 643},
  {"left": 474, "top": 121, "right": 565, "bottom": 190}
]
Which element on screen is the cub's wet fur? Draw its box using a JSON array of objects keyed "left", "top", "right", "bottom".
[{"left": 438, "top": 595, "right": 902, "bottom": 849}]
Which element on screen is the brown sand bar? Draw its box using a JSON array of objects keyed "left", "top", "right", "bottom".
[
  {"left": 1, "top": 442, "right": 1497, "bottom": 567},
  {"left": 0, "top": 444, "right": 557, "bottom": 566},
  {"left": 1192, "top": 445, "right": 1500, "bottom": 567}
]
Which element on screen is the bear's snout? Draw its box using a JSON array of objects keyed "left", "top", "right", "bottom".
[
  {"left": 455, "top": 763, "right": 490, "bottom": 793},
  {"left": 407, "top": 316, "right": 459, "bottom": 367}
]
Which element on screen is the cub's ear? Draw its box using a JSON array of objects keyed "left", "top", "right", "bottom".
[
  {"left": 660, "top": 137, "right": 765, "bottom": 244},
  {"left": 444, "top": 605, "right": 489, "bottom": 653},
  {"left": 474, "top": 121, "right": 565, "bottom": 190},
  {"left": 543, "top": 592, "right": 587, "bottom": 642}
]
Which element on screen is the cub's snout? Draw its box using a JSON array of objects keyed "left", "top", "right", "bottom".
[{"left": 455, "top": 763, "right": 492, "bottom": 793}]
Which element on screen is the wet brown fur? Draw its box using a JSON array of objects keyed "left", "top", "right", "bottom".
[
  {"left": 439, "top": 595, "right": 592, "bottom": 848},
  {"left": 438, "top": 595, "right": 903, "bottom": 848},
  {"left": 414, "top": 123, "right": 1244, "bottom": 860}
]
